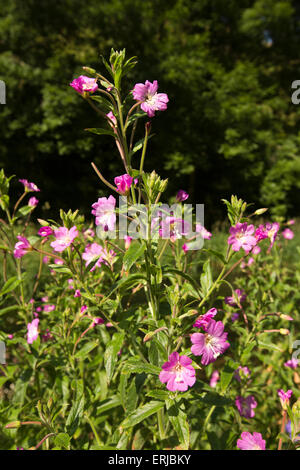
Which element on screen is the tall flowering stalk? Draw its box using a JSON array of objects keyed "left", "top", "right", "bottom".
[{"left": 0, "top": 51, "right": 296, "bottom": 451}]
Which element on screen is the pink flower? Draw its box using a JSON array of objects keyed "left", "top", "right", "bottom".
[
  {"left": 176, "top": 190, "right": 189, "bottom": 202},
  {"left": 237, "top": 432, "right": 266, "bottom": 450},
  {"left": 82, "top": 243, "right": 104, "bottom": 269},
  {"left": 195, "top": 224, "right": 212, "bottom": 240},
  {"left": 193, "top": 308, "right": 218, "bottom": 330},
  {"left": 182, "top": 243, "right": 189, "bottom": 253},
  {"left": 255, "top": 225, "right": 269, "bottom": 242},
  {"left": 83, "top": 228, "right": 95, "bottom": 239},
  {"left": 50, "top": 226, "right": 78, "bottom": 252},
  {"left": 41, "top": 296, "right": 49, "bottom": 303},
  {"left": 256, "top": 223, "right": 280, "bottom": 250},
  {"left": 228, "top": 223, "right": 256, "bottom": 253},
  {"left": 80, "top": 305, "right": 88, "bottom": 314},
  {"left": 234, "top": 366, "right": 251, "bottom": 382},
  {"left": 159, "top": 351, "right": 196, "bottom": 392},
  {"left": 43, "top": 304, "right": 55, "bottom": 313},
  {"left": 114, "top": 174, "right": 133, "bottom": 195},
  {"left": 14, "top": 236, "right": 31, "bottom": 258},
  {"left": 284, "top": 358, "right": 298, "bottom": 369},
  {"left": 91, "top": 196, "right": 116, "bottom": 231},
  {"left": 235, "top": 395, "right": 257, "bottom": 419},
  {"left": 190, "top": 320, "right": 230, "bottom": 365},
  {"left": 67, "top": 279, "right": 74, "bottom": 289},
  {"left": 124, "top": 236, "right": 132, "bottom": 250},
  {"left": 160, "top": 216, "right": 190, "bottom": 242},
  {"left": 54, "top": 258, "right": 64, "bottom": 265},
  {"left": 225, "top": 289, "right": 246, "bottom": 307},
  {"left": 209, "top": 370, "right": 220, "bottom": 388},
  {"left": 70, "top": 75, "right": 98, "bottom": 95},
  {"left": 247, "top": 257, "right": 254, "bottom": 266},
  {"left": 42, "top": 329, "right": 53, "bottom": 342},
  {"left": 278, "top": 389, "right": 293, "bottom": 410},
  {"left": 92, "top": 317, "right": 105, "bottom": 327},
  {"left": 28, "top": 197, "right": 38, "bottom": 207},
  {"left": 251, "top": 245, "right": 261, "bottom": 255},
  {"left": 132, "top": 80, "right": 169, "bottom": 117},
  {"left": 83, "top": 243, "right": 115, "bottom": 271},
  {"left": 231, "top": 313, "right": 239, "bottom": 322},
  {"left": 282, "top": 228, "right": 294, "bottom": 240},
  {"left": 27, "top": 318, "right": 39, "bottom": 344},
  {"left": 106, "top": 111, "right": 117, "bottom": 126},
  {"left": 287, "top": 219, "right": 295, "bottom": 225},
  {"left": 38, "top": 226, "right": 53, "bottom": 237},
  {"left": 19, "top": 179, "right": 40, "bottom": 192},
  {"left": 266, "top": 222, "right": 280, "bottom": 249},
  {"left": 74, "top": 289, "right": 81, "bottom": 298}
]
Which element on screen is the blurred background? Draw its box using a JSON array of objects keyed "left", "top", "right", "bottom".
[{"left": 1, "top": 0, "right": 300, "bottom": 226}]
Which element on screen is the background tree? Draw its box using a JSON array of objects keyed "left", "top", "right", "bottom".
[{"left": 1, "top": 0, "right": 300, "bottom": 223}]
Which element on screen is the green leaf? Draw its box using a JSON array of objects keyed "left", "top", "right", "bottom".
[
  {"left": 162, "top": 267, "right": 201, "bottom": 298},
  {"left": 195, "top": 391, "right": 233, "bottom": 407},
  {"left": 54, "top": 433, "right": 71, "bottom": 450},
  {"left": 146, "top": 390, "right": 170, "bottom": 401},
  {"left": 166, "top": 400, "right": 190, "bottom": 450},
  {"left": 220, "top": 360, "right": 238, "bottom": 394},
  {"left": 0, "top": 305, "right": 19, "bottom": 316},
  {"left": 202, "top": 249, "right": 226, "bottom": 264},
  {"left": 48, "top": 264, "right": 73, "bottom": 275},
  {"left": 104, "top": 332, "right": 125, "bottom": 382},
  {"left": 97, "top": 396, "right": 121, "bottom": 416},
  {"left": 75, "top": 340, "right": 99, "bottom": 359},
  {"left": 85, "top": 128, "right": 115, "bottom": 137},
  {"left": 16, "top": 205, "right": 33, "bottom": 217},
  {"left": 121, "top": 400, "right": 164, "bottom": 429},
  {"left": 108, "top": 273, "right": 147, "bottom": 297},
  {"left": 200, "top": 260, "right": 213, "bottom": 296},
  {"left": 122, "top": 357, "right": 161, "bottom": 375},
  {"left": 66, "top": 381, "right": 85, "bottom": 436},
  {"left": 0, "top": 277, "right": 21, "bottom": 297},
  {"left": 123, "top": 242, "right": 146, "bottom": 271},
  {"left": 129, "top": 134, "right": 154, "bottom": 157}
]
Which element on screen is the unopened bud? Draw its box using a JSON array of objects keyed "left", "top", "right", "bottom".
[
  {"left": 158, "top": 178, "right": 168, "bottom": 193},
  {"left": 143, "top": 326, "right": 168, "bottom": 343},
  {"left": 254, "top": 208, "right": 268, "bottom": 215},
  {"left": 280, "top": 328, "right": 290, "bottom": 335},
  {"left": 82, "top": 66, "right": 96, "bottom": 75},
  {"left": 280, "top": 314, "right": 293, "bottom": 321},
  {"left": 5, "top": 421, "right": 21, "bottom": 429}
]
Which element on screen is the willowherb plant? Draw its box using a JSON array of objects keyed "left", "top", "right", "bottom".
[{"left": 0, "top": 49, "right": 299, "bottom": 450}]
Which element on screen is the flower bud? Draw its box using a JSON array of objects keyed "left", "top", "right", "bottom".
[
  {"left": 280, "top": 328, "right": 290, "bottom": 335},
  {"left": 82, "top": 66, "right": 97, "bottom": 75},
  {"left": 254, "top": 208, "right": 268, "bottom": 215},
  {"left": 5, "top": 421, "right": 21, "bottom": 429},
  {"left": 280, "top": 314, "right": 293, "bottom": 321}
]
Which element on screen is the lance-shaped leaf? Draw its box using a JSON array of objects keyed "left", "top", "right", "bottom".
[{"left": 120, "top": 400, "right": 164, "bottom": 429}]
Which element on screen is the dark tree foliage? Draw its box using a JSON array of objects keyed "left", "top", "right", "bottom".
[{"left": 1, "top": 0, "right": 300, "bottom": 224}]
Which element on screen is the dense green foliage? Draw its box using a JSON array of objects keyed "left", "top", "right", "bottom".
[
  {"left": 1, "top": 0, "right": 300, "bottom": 221},
  {"left": 0, "top": 49, "right": 300, "bottom": 451}
]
